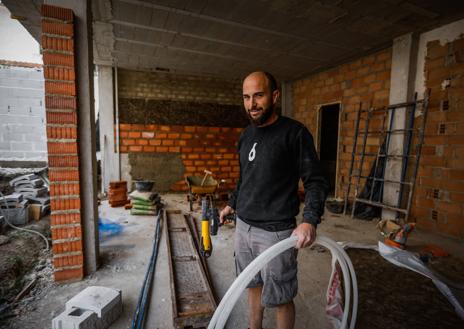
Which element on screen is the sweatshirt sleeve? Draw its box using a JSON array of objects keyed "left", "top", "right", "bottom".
[
  {"left": 227, "top": 133, "right": 243, "bottom": 210},
  {"left": 298, "top": 127, "right": 330, "bottom": 227},
  {"left": 227, "top": 171, "right": 241, "bottom": 210}
]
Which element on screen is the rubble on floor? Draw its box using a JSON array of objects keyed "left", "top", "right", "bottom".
[{"left": 0, "top": 172, "right": 50, "bottom": 231}]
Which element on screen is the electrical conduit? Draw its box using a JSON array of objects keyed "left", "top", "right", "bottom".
[{"left": 208, "top": 235, "right": 358, "bottom": 329}]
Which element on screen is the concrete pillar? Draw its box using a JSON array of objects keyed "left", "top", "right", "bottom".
[
  {"left": 382, "top": 33, "right": 418, "bottom": 219},
  {"left": 97, "top": 65, "right": 120, "bottom": 192},
  {"left": 45, "top": 0, "right": 99, "bottom": 276},
  {"left": 281, "top": 81, "right": 293, "bottom": 118}
]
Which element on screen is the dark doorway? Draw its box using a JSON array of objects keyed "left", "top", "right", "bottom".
[{"left": 319, "top": 104, "right": 340, "bottom": 196}]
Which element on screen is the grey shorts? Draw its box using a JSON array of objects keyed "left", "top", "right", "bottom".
[{"left": 234, "top": 217, "right": 298, "bottom": 307}]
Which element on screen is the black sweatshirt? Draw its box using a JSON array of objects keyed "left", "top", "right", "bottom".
[{"left": 228, "top": 116, "right": 329, "bottom": 231}]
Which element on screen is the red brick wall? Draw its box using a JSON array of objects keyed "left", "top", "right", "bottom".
[
  {"left": 411, "top": 37, "right": 464, "bottom": 239},
  {"left": 42, "top": 4, "right": 84, "bottom": 281},
  {"left": 293, "top": 48, "right": 392, "bottom": 198},
  {"left": 119, "top": 124, "right": 241, "bottom": 191}
]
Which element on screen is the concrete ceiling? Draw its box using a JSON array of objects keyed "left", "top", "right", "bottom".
[{"left": 4, "top": 0, "right": 464, "bottom": 81}]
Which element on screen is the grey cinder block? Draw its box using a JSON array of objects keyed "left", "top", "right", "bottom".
[{"left": 52, "top": 286, "right": 122, "bottom": 329}]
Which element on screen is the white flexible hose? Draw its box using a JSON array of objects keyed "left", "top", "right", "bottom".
[{"left": 208, "top": 235, "right": 357, "bottom": 329}]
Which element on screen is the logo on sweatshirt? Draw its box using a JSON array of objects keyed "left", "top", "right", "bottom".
[{"left": 248, "top": 142, "right": 257, "bottom": 161}]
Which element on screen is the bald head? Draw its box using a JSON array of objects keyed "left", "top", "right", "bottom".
[
  {"left": 242, "top": 71, "right": 279, "bottom": 126},
  {"left": 243, "top": 71, "right": 278, "bottom": 94}
]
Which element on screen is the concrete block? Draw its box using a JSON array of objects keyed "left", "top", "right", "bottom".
[
  {"left": 0, "top": 151, "right": 25, "bottom": 159},
  {"left": 52, "top": 307, "right": 98, "bottom": 329},
  {"left": 53, "top": 286, "right": 122, "bottom": 329},
  {"left": 11, "top": 142, "right": 33, "bottom": 151},
  {"left": 0, "top": 142, "right": 10, "bottom": 150}
]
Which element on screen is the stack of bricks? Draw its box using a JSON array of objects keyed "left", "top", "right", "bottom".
[
  {"left": 108, "top": 181, "right": 129, "bottom": 207},
  {"left": 118, "top": 124, "right": 241, "bottom": 192},
  {"left": 42, "top": 4, "right": 83, "bottom": 281}
]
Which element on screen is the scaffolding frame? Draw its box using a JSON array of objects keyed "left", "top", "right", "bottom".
[{"left": 343, "top": 91, "right": 430, "bottom": 221}]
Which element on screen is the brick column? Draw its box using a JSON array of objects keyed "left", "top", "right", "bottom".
[{"left": 42, "top": 4, "right": 84, "bottom": 281}]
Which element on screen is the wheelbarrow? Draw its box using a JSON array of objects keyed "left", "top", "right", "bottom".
[{"left": 185, "top": 170, "right": 221, "bottom": 211}]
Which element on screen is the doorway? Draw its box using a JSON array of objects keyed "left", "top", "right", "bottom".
[{"left": 318, "top": 103, "right": 340, "bottom": 197}]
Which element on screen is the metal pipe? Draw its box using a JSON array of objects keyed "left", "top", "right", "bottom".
[
  {"left": 369, "top": 110, "right": 388, "bottom": 202},
  {"left": 357, "top": 128, "right": 418, "bottom": 135},
  {"left": 359, "top": 100, "right": 423, "bottom": 113},
  {"left": 354, "top": 198, "right": 408, "bottom": 214},
  {"left": 131, "top": 209, "right": 164, "bottom": 329},
  {"left": 355, "top": 175, "right": 412, "bottom": 186},
  {"left": 397, "top": 93, "right": 418, "bottom": 214},
  {"left": 343, "top": 103, "right": 362, "bottom": 215},
  {"left": 406, "top": 90, "right": 430, "bottom": 221},
  {"left": 114, "top": 66, "right": 121, "bottom": 180},
  {"left": 351, "top": 108, "right": 371, "bottom": 218}
]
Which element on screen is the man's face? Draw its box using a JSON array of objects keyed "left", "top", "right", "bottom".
[{"left": 242, "top": 73, "right": 278, "bottom": 126}]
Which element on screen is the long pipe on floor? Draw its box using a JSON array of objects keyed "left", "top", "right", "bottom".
[
  {"left": 208, "top": 235, "right": 358, "bottom": 329},
  {"left": 131, "top": 208, "right": 163, "bottom": 329}
]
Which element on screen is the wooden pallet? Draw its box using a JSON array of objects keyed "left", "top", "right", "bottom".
[{"left": 165, "top": 209, "right": 216, "bottom": 328}]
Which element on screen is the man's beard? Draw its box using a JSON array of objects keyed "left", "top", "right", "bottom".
[{"left": 247, "top": 103, "right": 274, "bottom": 126}]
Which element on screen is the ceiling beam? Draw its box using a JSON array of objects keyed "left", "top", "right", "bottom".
[
  {"left": 114, "top": 37, "right": 306, "bottom": 73},
  {"left": 117, "top": 0, "right": 351, "bottom": 50},
  {"left": 111, "top": 19, "right": 324, "bottom": 62},
  {"left": 112, "top": 49, "right": 293, "bottom": 79}
]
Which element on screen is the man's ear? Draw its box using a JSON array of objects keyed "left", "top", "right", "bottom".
[{"left": 272, "top": 89, "right": 280, "bottom": 105}]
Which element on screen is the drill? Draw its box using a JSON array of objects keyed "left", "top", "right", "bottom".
[{"left": 200, "top": 198, "right": 236, "bottom": 258}]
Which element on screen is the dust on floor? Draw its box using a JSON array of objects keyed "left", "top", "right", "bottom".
[{"left": 0, "top": 193, "right": 463, "bottom": 329}]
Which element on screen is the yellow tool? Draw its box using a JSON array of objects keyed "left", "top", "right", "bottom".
[{"left": 200, "top": 197, "right": 212, "bottom": 257}]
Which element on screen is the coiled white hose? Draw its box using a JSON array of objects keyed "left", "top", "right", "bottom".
[{"left": 208, "top": 235, "right": 357, "bottom": 329}]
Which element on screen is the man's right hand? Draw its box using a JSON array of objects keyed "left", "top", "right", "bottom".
[{"left": 219, "top": 205, "right": 234, "bottom": 224}]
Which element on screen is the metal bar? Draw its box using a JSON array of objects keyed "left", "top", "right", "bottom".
[
  {"left": 185, "top": 214, "right": 216, "bottom": 302},
  {"left": 166, "top": 210, "right": 216, "bottom": 328},
  {"left": 353, "top": 198, "right": 408, "bottom": 214},
  {"left": 343, "top": 103, "right": 362, "bottom": 215},
  {"left": 397, "top": 93, "right": 418, "bottom": 215},
  {"left": 357, "top": 128, "right": 419, "bottom": 135},
  {"left": 380, "top": 106, "right": 397, "bottom": 204},
  {"left": 369, "top": 110, "right": 388, "bottom": 202},
  {"left": 406, "top": 90, "right": 430, "bottom": 222},
  {"left": 359, "top": 100, "right": 424, "bottom": 113},
  {"left": 353, "top": 153, "right": 416, "bottom": 159},
  {"left": 351, "top": 108, "right": 371, "bottom": 218},
  {"left": 354, "top": 175, "right": 413, "bottom": 186}
]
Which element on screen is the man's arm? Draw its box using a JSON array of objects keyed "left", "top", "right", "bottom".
[
  {"left": 220, "top": 134, "right": 243, "bottom": 223},
  {"left": 293, "top": 127, "right": 330, "bottom": 248}
]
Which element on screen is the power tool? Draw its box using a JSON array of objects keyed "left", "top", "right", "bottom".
[{"left": 200, "top": 197, "right": 236, "bottom": 258}]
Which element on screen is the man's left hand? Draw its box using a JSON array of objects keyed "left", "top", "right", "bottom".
[{"left": 292, "top": 222, "right": 317, "bottom": 249}]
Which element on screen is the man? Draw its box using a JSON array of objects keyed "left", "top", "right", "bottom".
[{"left": 220, "top": 71, "right": 329, "bottom": 329}]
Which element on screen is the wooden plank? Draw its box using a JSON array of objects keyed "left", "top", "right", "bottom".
[{"left": 166, "top": 209, "right": 216, "bottom": 328}]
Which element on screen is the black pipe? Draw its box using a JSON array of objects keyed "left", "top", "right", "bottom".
[{"left": 131, "top": 207, "right": 164, "bottom": 329}]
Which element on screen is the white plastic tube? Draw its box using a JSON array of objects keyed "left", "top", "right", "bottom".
[{"left": 208, "top": 235, "right": 357, "bottom": 329}]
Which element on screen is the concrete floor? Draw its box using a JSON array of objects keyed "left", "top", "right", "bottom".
[{"left": 5, "top": 193, "right": 464, "bottom": 329}]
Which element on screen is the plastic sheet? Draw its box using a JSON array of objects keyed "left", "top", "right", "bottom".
[
  {"left": 378, "top": 241, "right": 464, "bottom": 319},
  {"left": 98, "top": 218, "right": 123, "bottom": 240}
]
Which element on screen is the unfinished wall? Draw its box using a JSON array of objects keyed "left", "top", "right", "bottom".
[
  {"left": 411, "top": 36, "right": 464, "bottom": 239},
  {"left": 293, "top": 48, "right": 392, "bottom": 197},
  {"left": 0, "top": 62, "right": 47, "bottom": 162},
  {"left": 117, "top": 69, "right": 245, "bottom": 191},
  {"left": 41, "top": 5, "right": 85, "bottom": 281}
]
